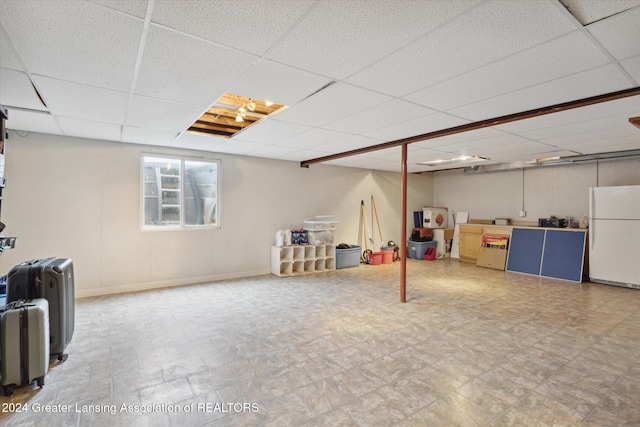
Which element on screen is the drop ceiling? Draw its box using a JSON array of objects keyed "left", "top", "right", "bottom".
[{"left": 1, "top": 0, "right": 639, "bottom": 173}]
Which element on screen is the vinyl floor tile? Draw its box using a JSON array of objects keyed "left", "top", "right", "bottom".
[{"left": 3, "top": 259, "right": 640, "bottom": 426}]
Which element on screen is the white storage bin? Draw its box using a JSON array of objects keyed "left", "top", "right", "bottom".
[
  {"left": 307, "top": 230, "right": 335, "bottom": 245},
  {"left": 303, "top": 215, "right": 339, "bottom": 230}
]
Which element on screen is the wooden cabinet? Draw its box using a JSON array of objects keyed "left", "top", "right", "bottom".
[
  {"left": 459, "top": 224, "right": 512, "bottom": 263},
  {"left": 459, "top": 225, "right": 483, "bottom": 263}
]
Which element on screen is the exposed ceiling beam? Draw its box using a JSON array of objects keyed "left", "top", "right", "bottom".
[{"left": 300, "top": 86, "right": 640, "bottom": 168}]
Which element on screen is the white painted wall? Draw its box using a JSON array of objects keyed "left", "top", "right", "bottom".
[
  {"left": 433, "top": 158, "right": 640, "bottom": 222},
  {"left": 0, "top": 131, "right": 433, "bottom": 297}
]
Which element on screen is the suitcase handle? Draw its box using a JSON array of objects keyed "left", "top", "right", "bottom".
[{"left": 1, "top": 299, "right": 35, "bottom": 313}]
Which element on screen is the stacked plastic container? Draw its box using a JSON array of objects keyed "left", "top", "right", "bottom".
[{"left": 303, "top": 215, "right": 339, "bottom": 245}]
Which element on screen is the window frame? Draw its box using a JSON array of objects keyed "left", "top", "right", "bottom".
[{"left": 141, "top": 154, "right": 221, "bottom": 231}]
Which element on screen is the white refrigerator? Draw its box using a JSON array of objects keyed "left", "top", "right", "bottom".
[{"left": 589, "top": 185, "right": 640, "bottom": 288}]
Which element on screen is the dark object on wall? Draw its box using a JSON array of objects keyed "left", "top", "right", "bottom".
[{"left": 7, "top": 258, "right": 75, "bottom": 361}]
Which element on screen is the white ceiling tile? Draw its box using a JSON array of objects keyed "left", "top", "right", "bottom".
[
  {"left": 449, "top": 64, "right": 634, "bottom": 121},
  {"left": 414, "top": 127, "right": 507, "bottom": 149},
  {"left": 314, "top": 135, "right": 382, "bottom": 154},
  {"left": 587, "top": 6, "right": 640, "bottom": 60},
  {"left": 495, "top": 96, "right": 640, "bottom": 133},
  {"left": 473, "top": 140, "right": 559, "bottom": 156},
  {"left": 407, "top": 147, "right": 453, "bottom": 164},
  {"left": 431, "top": 134, "right": 535, "bottom": 155},
  {"left": 152, "top": 0, "right": 314, "bottom": 56},
  {"left": 243, "top": 144, "right": 301, "bottom": 159},
  {"left": 170, "top": 132, "right": 229, "bottom": 152},
  {"left": 348, "top": 0, "right": 575, "bottom": 96},
  {"left": 364, "top": 113, "right": 468, "bottom": 142},
  {"left": 0, "top": 68, "right": 48, "bottom": 111},
  {"left": 135, "top": 25, "right": 256, "bottom": 107},
  {"left": 322, "top": 157, "right": 365, "bottom": 168},
  {"left": 172, "top": 132, "right": 266, "bottom": 155},
  {"left": 89, "top": 0, "right": 149, "bottom": 18},
  {"left": 274, "top": 82, "right": 391, "bottom": 127},
  {"left": 324, "top": 100, "right": 437, "bottom": 134},
  {"left": 4, "top": 110, "right": 61, "bottom": 135},
  {"left": 127, "top": 96, "right": 204, "bottom": 132},
  {"left": 277, "top": 149, "right": 329, "bottom": 162},
  {"left": 560, "top": 0, "right": 640, "bottom": 25},
  {"left": 1, "top": 0, "right": 638, "bottom": 172},
  {"left": 266, "top": 0, "right": 480, "bottom": 79},
  {"left": 32, "top": 76, "right": 129, "bottom": 124},
  {"left": 552, "top": 136, "right": 640, "bottom": 154},
  {"left": 538, "top": 126, "right": 639, "bottom": 147},
  {"left": 324, "top": 156, "right": 399, "bottom": 172},
  {"left": 362, "top": 145, "right": 403, "bottom": 160},
  {"left": 1, "top": 0, "right": 143, "bottom": 92},
  {"left": 0, "top": 27, "right": 23, "bottom": 71},
  {"left": 233, "top": 119, "right": 311, "bottom": 144},
  {"left": 518, "top": 113, "right": 637, "bottom": 141},
  {"left": 277, "top": 128, "right": 349, "bottom": 149},
  {"left": 621, "top": 54, "right": 640, "bottom": 85},
  {"left": 122, "top": 126, "right": 179, "bottom": 146},
  {"left": 406, "top": 30, "right": 610, "bottom": 111},
  {"left": 58, "top": 117, "right": 122, "bottom": 142},
  {"left": 219, "top": 138, "right": 274, "bottom": 155},
  {"left": 229, "top": 60, "right": 333, "bottom": 107}
]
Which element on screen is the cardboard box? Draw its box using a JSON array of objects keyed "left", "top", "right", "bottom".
[
  {"left": 476, "top": 246, "right": 507, "bottom": 270},
  {"left": 482, "top": 234, "right": 509, "bottom": 249},
  {"left": 443, "top": 228, "right": 454, "bottom": 241},
  {"left": 422, "top": 207, "right": 448, "bottom": 229}
]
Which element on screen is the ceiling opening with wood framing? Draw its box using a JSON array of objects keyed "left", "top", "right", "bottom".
[{"left": 187, "top": 93, "right": 286, "bottom": 138}]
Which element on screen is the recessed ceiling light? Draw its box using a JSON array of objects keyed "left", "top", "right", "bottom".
[{"left": 417, "top": 155, "right": 489, "bottom": 167}]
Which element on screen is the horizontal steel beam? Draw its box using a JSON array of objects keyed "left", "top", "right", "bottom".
[{"left": 300, "top": 86, "right": 640, "bottom": 168}]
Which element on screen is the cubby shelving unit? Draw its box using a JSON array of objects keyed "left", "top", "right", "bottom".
[{"left": 271, "top": 245, "right": 336, "bottom": 277}]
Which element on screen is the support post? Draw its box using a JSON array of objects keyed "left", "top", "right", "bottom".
[{"left": 400, "top": 143, "right": 407, "bottom": 303}]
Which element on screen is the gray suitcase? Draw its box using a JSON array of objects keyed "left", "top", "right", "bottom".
[
  {"left": 7, "top": 258, "right": 74, "bottom": 360},
  {"left": 1, "top": 299, "right": 50, "bottom": 396}
]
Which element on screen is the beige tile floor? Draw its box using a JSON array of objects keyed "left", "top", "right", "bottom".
[{"left": 2, "top": 258, "right": 640, "bottom": 426}]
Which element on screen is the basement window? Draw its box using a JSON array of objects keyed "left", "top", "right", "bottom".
[
  {"left": 142, "top": 156, "right": 220, "bottom": 229},
  {"left": 187, "top": 92, "right": 287, "bottom": 138}
]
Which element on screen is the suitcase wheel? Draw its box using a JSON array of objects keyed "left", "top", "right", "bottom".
[
  {"left": 57, "top": 353, "right": 69, "bottom": 362},
  {"left": 3, "top": 384, "right": 15, "bottom": 396},
  {"left": 36, "top": 377, "right": 45, "bottom": 388}
]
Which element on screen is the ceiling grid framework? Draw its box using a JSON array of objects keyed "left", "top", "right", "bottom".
[{"left": 0, "top": 0, "right": 638, "bottom": 172}]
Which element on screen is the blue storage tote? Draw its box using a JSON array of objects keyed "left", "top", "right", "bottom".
[
  {"left": 336, "top": 245, "right": 361, "bottom": 269},
  {"left": 407, "top": 240, "right": 437, "bottom": 260}
]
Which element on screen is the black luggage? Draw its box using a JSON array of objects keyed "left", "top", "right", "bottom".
[
  {"left": 1, "top": 299, "right": 50, "bottom": 396},
  {"left": 7, "top": 258, "right": 74, "bottom": 361}
]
